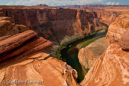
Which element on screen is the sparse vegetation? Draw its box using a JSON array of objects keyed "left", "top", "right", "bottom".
[
  {"left": 54, "top": 26, "right": 108, "bottom": 59},
  {"left": 80, "top": 35, "right": 105, "bottom": 49}
]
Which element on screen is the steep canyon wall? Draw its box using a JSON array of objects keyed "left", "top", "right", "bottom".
[
  {"left": 0, "top": 6, "right": 104, "bottom": 55},
  {"left": 80, "top": 14, "right": 129, "bottom": 86}
]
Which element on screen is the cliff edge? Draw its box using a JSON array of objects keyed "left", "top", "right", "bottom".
[{"left": 80, "top": 14, "right": 129, "bottom": 86}]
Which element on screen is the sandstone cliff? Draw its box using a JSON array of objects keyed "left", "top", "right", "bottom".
[
  {"left": 61, "top": 5, "right": 129, "bottom": 25},
  {"left": 0, "top": 30, "right": 79, "bottom": 86},
  {"left": 0, "top": 13, "right": 79, "bottom": 86},
  {"left": 0, "top": 6, "right": 101, "bottom": 43},
  {"left": 93, "top": 6, "right": 129, "bottom": 25},
  {"left": 80, "top": 14, "right": 129, "bottom": 86},
  {"left": 81, "top": 43, "right": 129, "bottom": 86},
  {"left": 0, "top": 6, "right": 104, "bottom": 55}
]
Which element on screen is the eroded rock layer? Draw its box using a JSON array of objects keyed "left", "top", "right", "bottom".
[{"left": 0, "top": 30, "right": 78, "bottom": 86}]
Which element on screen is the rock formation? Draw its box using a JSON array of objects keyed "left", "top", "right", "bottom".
[
  {"left": 0, "top": 30, "right": 79, "bottom": 86},
  {"left": 78, "top": 37, "right": 108, "bottom": 69},
  {"left": 61, "top": 5, "right": 129, "bottom": 25},
  {"left": 0, "top": 6, "right": 104, "bottom": 55},
  {"left": 93, "top": 6, "right": 129, "bottom": 25},
  {"left": 106, "top": 14, "right": 129, "bottom": 43},
  {"left": 0, "top": 14, "right": 78, "bottom": 86},
  {"left": 81, "top": 43, "right": 129, "bottom": 86},
  {"left": 80, "top": 14, "right": 129, "bottom": 86},
  {"left": 0, "top": 6, "right": 102, "bottom": 43},
  {"left": 0, "top": 16, "right": 29, "bottom": 36},
  {"left": 1, "top": 5, "right": 129, "bottom": 86}
]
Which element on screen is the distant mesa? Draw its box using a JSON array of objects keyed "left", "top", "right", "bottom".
[{"left": 34, "top": 4, "right": 48, "bottom": 7}]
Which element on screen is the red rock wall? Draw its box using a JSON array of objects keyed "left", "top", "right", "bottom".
[{"left": 0, "top": 7, "right": 103, "bottom": 44}]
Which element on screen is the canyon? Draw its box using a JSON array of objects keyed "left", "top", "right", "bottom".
[
  {"left": 0, "top": 5, "right": 129, "bottom": 86},
  {"left": 61, "top": 5, "right": 129, "bottom": 25},
  {"left": 79, "top": 14, "right": 129, "bottom": 86},
  {"left": 0, "top": 6, "right": 104, "bottom": 55}
]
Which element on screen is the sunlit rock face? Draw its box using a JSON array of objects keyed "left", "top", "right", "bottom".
[
  {"left": 78, "top": 37, "right": 108, "bottom": 69},
  {"left": 106, "top": 14, "right": 129, "bottom": 43},
  {"left": 0, "top": 14, "right": 78, "bottom": 86},
  {"left": 80, "top": 14, "right": 129, "bottom": 86},
  {"left": 0, "top": 30, "right": 78, "bottom": 86},
  {"left": 80, "top": 43, "right": 129, "bottom": 86}
]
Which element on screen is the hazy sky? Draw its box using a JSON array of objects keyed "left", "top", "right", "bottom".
[{"left": 0, "top": 0, "right": 129, "bottom": 6}]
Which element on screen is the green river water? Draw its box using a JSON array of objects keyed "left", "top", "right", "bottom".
[{"left": 60, "top": 28, "right": 107, "bottom": 83}]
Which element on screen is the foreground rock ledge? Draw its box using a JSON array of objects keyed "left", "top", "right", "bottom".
[
  {"left": 0, "top": 30, "right": 78, "bottom": 86},
  {"left": 0, "top": 53, "right": 78, "bottom": 86},
  {"left": 81, "top": 43, "right": 129, "bottom": 86}
]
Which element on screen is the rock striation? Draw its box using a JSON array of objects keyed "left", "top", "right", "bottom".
[
  {"left": 106, "top": 14, "right": 129, "bottom": 43},
  {"left": 0, "top": 30, "right": 53, "bottom": 62},
  {"left": 61, "top": 5, "right": 129, "bottom": 25},
  {"left": 0, "top": 30, "right": 79, "bottom": 86}
]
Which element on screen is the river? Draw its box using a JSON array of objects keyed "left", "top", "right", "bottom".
[{"left": 60, "top": 27, "right": 107, "bottom": 83}]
